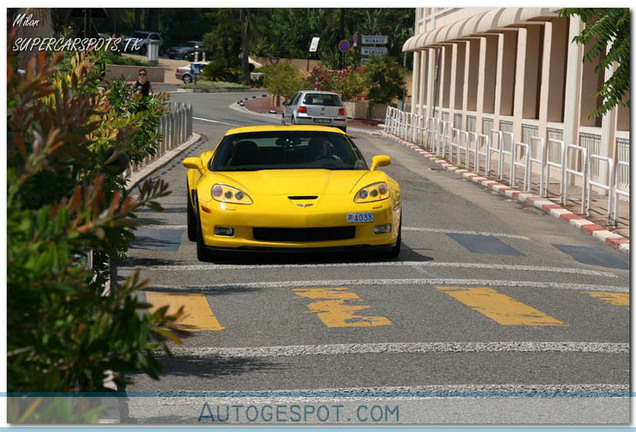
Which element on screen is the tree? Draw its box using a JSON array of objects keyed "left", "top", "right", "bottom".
[
  {"left": 7, "top": 30, "right": 186, "bottom": 404},
  {"left": 559, "top": 8, "right": 630, "bottom": 118}
]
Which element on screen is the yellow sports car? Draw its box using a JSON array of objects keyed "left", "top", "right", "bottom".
[{"left": 182, "top": 125, "right": 401, "bottom": 261}]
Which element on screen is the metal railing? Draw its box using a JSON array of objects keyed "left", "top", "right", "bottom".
[
  {"left": 125, "top": 102, "right": 193, "bottom": 178},
  {"left": 613, "top": 161, "right": 630, "bottom": 227},
  {"left": 383, "top": 107, "right": 630, "bottom": 223},
  {"left": 586, "top": 155, "right": 613, "bottom": 223}
]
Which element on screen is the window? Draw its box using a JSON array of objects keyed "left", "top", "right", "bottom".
[
  {"left": 211, "top": 131, "right": 368, "bottom": 171},
  {"left": 303, "top": 93, "right": 343, "bottom": 107}
]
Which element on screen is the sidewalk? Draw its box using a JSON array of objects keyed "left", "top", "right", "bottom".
[
  {"left": 241, "top": 95, "right": 383, "bottom": 131},
  {"left": 384, "top": 132, "right": 630, "bottom": 255}
]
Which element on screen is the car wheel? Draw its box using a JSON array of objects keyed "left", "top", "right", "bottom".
[
  {"left": 291, "top": 116, "right": 296, "bottom": 125},
  {"left": 183, "top": 74, "right": 192, "bottom": 84},
  {"left": 385, "top": 214, "right": 402, "bottom": 259},
  {"left": 187, "top": 184, "right": 196, "bottom": 242},
  {"left": 196, "top": 215, "right": 214, "bottom": 262}
]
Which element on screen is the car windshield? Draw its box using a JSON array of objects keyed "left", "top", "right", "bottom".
[
  {"left": 302, "top": 93, "right": 342, "bottom": 107},
  {"left": 211, "top": 131, "right": 368, "bottom": 171}
]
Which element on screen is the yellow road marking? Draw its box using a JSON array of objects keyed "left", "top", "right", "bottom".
[
  {"left": 145, "top": 292, "right": 224, "bottom": 331},
  {"left": 294, "top": 287, "right": 392, "bottom": 328},
  {"left": 436, "top": 286, "right": 566, "bottom": 326},
  {"left": 581, "top": 291, "right": 629, "bottom": 309}
]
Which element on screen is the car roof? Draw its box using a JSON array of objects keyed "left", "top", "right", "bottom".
[{"left": 225, "top": 125, "right": 346, "bottom": 136}]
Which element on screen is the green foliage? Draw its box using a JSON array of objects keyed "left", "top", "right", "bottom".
[
  {"left": 262, "top": 62, "right": 305, "bottom": 99},
  {"left": 559, "top": 8, "right": 630, "bottom": 118},
  {"left": 363, "top": 55, "right": 405, "bottom": 104},
  {"left": 7, "top": 32, "right": 186, "bottom": 402},
  {"left": 202, "top": 57, "right": 241, "bottom": 83}
]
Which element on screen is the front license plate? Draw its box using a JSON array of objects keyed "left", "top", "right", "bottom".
[
  {"left": 314, "top": 118, "right": 332, "bottom": 124},
  {"left": 346, "top": 212, "right": 374, "bottom": 223}
]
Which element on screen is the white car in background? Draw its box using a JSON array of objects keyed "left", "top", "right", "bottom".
[
  {"left": 282, "top": 91, "right": 347, "bottom": 132},
  {"left": 175, "top": 61, "right": 209, "bottom": 84}
]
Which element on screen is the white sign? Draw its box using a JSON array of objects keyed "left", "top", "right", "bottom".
[
  {"left": 362, "top": 35, "right": 388, "bottom": 45},
  {"left": 361, "top": 46, "right": 388, "bottom": 56},
  {"left": 309, "top": 37, "right": 320, "bottom": 52}
]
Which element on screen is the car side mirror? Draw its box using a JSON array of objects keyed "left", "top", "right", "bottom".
[
  {"left": 370, "top": 155, "right": 391, "bottom": 171},
  {"left": 282, "top": 101, "right": 289, "bottom": 106},
  {"left": 182, "top": 157, "right": 204, "bottom": 174}
]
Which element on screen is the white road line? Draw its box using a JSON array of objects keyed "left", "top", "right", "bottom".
[
  {"left": 152, "top": 384, "right": 629, "bottom": 404},
  {"left": 163, "top": 341, "right": 628, "bottom": 359},
  {"left": 403, "top": 227, "right": 530, "bottom": 240},
  {"left": 193, "top": 116, "right": 241, "bottom": 127},
  {"left": 148, "top": 279, "right": 628, "bottom": 293},
  {"left": 122, "top": 261, "right": 620, "bottom": 279}
]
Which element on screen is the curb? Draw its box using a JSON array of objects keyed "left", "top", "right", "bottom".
[
  {"left": 382, "top": 132, "right": 630, "bottom": 256},
  {"left": 125, "top": 132, "right": 203, "bottom": 191}
]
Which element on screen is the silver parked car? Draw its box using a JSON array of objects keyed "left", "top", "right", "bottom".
[
  {"left": 175, "top": 61, "right": 209, "bottom": 84},
  {"left": 282, "top": 91, "right": 347, "bottom": 132}
]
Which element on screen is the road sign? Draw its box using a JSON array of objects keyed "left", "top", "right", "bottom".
[
  {"left": 269, "top": 57, "right": 280, "bottom": 65},
  {"left": 362, "top": 35, "right": 388, "bottom": 45},
  {"left": 361, "top": 46, "right": 388, "bottom": 56},
  {"left": 338, "top": 40, "right": 350, "bottom": 53},
  {"left": 352, "top": 33, "right": 358, "bottom": 44},
  {"left": 190, "top": 63, "right": 203, "bottom": 75},
  {"left": 309, "top": 37, "right": 320, "bottom": 52}
]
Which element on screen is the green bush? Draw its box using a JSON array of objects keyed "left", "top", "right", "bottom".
[
  {"left": 7, "top": 41, "right": 186, "bottom": 406},
  {"left": 262, "top": 62, "right": 304, "bottom": 100},
  {"left": 364, "top": 55, "right": 405, "bottom": 104},
  {"left": 202, "top": 58, "right": 241, "bottom": 83},
  {"left": 103, "top": 52, "right": 149, "bottom": 67}
]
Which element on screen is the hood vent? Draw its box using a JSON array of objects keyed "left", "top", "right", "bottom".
[{"left": 288, "top": 196, "right": 318, "bottom": 200}]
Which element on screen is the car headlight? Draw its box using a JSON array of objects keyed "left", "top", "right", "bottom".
[
  {"left": 211, "top": 184, "right": 253, "bottom": 205},
  {"left": 354, "top": 182, "right": 390, "bottom": 203}
]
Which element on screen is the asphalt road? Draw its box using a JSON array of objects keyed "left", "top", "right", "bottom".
[{"left": 117, "top": 91, "right": 630, "bottom": 425}]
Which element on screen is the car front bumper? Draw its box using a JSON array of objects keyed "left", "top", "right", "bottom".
[{"left": 198, "top": 195, "right": 400, "bottom": 250}]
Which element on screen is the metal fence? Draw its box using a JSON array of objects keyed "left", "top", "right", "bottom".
[
  {"left": 125, "top": 102, "right": 193, "bottom": 178},
  {"left": 384, "top": 106, "right": 630, "bottom": 226}
]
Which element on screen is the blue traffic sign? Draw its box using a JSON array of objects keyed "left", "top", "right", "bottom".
[
  {"left": 338, "top": 40, "right": 350, "bottom": 53},
  {"left": 190, "top": 63, "right": 203, "bottom": 75},
  {"left": 352, "top": 33, "right": 358, "bottom": 44}
]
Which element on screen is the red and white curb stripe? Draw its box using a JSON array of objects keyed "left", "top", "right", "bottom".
[{"left": 382, "top": 132, "right": 629, "bottom": 255}]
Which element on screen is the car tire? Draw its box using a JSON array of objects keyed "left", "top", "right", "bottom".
[
  {"left": 187, "top": 184, "right": 197, "bottom": 242},
  {"left": 385, "top": 214, "right": 402, "bottom": 259},
  {"left": 182, "top": 74, "right": 192, "bottom": 84},
  {"left": 196, "top": 215, "right": 214, "bottom": 262}
]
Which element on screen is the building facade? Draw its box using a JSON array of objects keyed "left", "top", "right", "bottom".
[{"left": 402, "top": 8, "right": 629, "bottom": 188}]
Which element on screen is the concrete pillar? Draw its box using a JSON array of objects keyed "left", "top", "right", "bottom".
[
  {"left": 418, "top": 50, "right": 427, "bottom": 119},
  {"left": 513, "top": 27, "right": 527, "bottom": 140},
  {"left": 426, "top": 48, "right": 435, "bottom": 119},
  {"left": 449, "top": 43, "right": 458, "bottom": 124},
  {"left": 411, "top": 51, "right": 421, "bottom": 114},
  {"left": 475, "top": 37, "right": 486, "bottom": 134},
  {"left": 438, "top": 45, "right": 447, "bottom": 115},
  {"left": 538, "top": 22, "right": 552, "bottom": 141},
  {"left": 600, "top": 43, "right": 618, "bottom": 187},
  {"left": 563, "top": 16, "right": 584, "bottom": 147},
  {"left": 462, "top": 40, "right": 471, "bottom": 130},
  {"left": 493, "top": 33, "right": 504, "bottom": 130}
]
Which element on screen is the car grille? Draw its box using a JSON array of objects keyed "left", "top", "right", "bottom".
[{"left": 253, "top": 226, "right": 355, "bottom": 242}]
